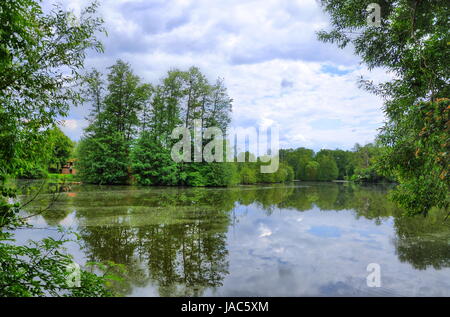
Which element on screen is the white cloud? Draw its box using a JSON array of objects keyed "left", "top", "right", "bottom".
[
  {"left": 49, "top": 0, "right": 390, "bottom": 150},
  {"left": 258, "top": 223, "right": 272, "bottom": 238},
  {"left": 59, "top": 119, "right": 88, "bottom": 141},
  {"left": 61, "top": 119, "right": 79, "bottom": 130}
]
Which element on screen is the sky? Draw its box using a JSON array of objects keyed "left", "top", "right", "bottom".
[{"left": 52, "top": 0, "right": 390, "bottom": 151}]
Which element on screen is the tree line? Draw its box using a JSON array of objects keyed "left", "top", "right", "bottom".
[
  {"left": 280, "top": 143, "right": 394, "bottom": 183},
  {"left": 76, "top": 60, "right": 295, "bottom": 186},
  {"left": 76, "top": 61, "right": 396, "bottom": 187}
]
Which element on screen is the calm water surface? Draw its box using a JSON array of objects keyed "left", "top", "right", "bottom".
[{"left": 14, "top": 181, "right": 450, "bottom": 296}]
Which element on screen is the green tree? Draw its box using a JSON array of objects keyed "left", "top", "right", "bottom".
[
  {"left": 48, "top": 127, "right": 74, "bottom": 172},
  {"left": 204, "top": 77, "right": 233, "bottom": 132},
  {"left": 304, "top": 161, "right": 320, "bottom": 181},
  {"left": 181, "top": 66, "right": 210, "bottom": 129},
  {"left": 239, "top": 166, "right": 258, "bottom": 184},
  {"left": 83, "top": 69, "right": 105, "bottom": 125},
  {"left": 280, "top": 148, "right": 314, "bottom": 180},
  {"left": 78, "top": 60, "right": 152, "bottom": 184},
  {"left": 378, "top": 99, "right": 449, "bottom": 215},
  {"left": 0, "top": 0, "right": 112, "bottom": 296},
  {"left": 317, "top": 155, "right": 339, "bottom": 181},
  {"left": 350, "top": 143, "right": 394, "bottom": 183},
  {"left": 317, "top": 149, "right": 353, "bottom": 180},
  {"left": 203, "top": 163, "right": 239, "bottom": 187},
  {"left": 77, "top": 132, "right": 130, "bottom": 185},
  {"left": 131, "top": 132, "right": 180, "bottom": 186},
  {"left": 103, "top": 60, "right": 152, "bottom": 142},
  {"left": 144, "top": 70, "right": 184, "bottom": 143},
  {"left": 317, "top": 0, "right": 449, "bottom": 215}
]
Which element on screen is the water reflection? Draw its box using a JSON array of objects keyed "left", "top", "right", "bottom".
[{"left": 16, "top": 181, "right": 450, "bottom": 296}]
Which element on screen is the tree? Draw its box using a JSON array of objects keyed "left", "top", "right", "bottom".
[
  {"left": 273, "top": 163, "right": 294, "bottom": 183},
  {"left": 239, "top": 166, "right": 257, "bottom": 184},
  {"left": 83, "top": 69, "right": 105, "bottom": 125},
  {"left": 48, "top": 127, "right": 74, "bottom": 172},
  {"left": 204, "top": 78, "right": 233, "bottom": 132},
  {"left": 317, "top": 155, "right": 339, "bottom": 181},
  {"left": 144, "top": 70, "right": 184, "bottom": 144},
  {"left": 0, "top": 1, "right": 104, "bottom": 173},
  {"left": 77, "top": 132, "right": 130, "bottom": 185},
  {"left": 203, "top": 163, "right": 239, "bottom": 187},
  {"left": 349, "top": 143, "right": 393, "bottom": 183},
  {"left": 317, "top": 149, "right": 353, "bottom": 180},
  {"left": 280, "top": 148, "right": 314, "bottom": 180},
  {"left": 79, "top": 64, "right": 236, "bottom": 187},
  {"left": 103, "top": 60, "right": 152, "bottom": 142},
  {"left": 317, "top": 0, "right": 449, "bottom": 215},
  {"left": 181, "top": 66, "right": 210, "bottom": 129},
  {"left": 0, "top": 0, "right": 112, "bottom": 296},
  {"left": 378, "top": 98, "right": 449, "bottom": 215},
  {"left": 78, "top": 60, "right": 152, "bottom": 184},
  {"left": 131, "top": 132, "right": 180, "bottom": 186},
  {"left": 304, "top": 161, "right": 320, "bottom": 181}
]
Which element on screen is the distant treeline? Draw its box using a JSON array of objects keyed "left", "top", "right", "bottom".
[{"left": 280, "top": 143, "right": 394, "bottom": 183}]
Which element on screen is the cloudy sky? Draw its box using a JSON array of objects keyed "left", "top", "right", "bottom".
[{"left": 54, "top": 0, "right": 389, "bottom": 151}]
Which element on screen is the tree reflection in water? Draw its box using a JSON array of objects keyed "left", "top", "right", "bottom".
[{"left": 17, "top": 181, "right": 450, "bottom": 296}]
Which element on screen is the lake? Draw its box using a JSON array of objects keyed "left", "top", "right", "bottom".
[{"left": 13, "top": 181, "right": 450, "bottom": 296}]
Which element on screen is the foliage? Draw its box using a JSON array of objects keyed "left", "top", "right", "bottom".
[
  {"left": 280, "top": 148, "right": 314, "bottom": 180},
  {"left": 239, "top": 166, "right": 258, "bottom": 184},
  {"left": 79, "top": 62, "right": 239, "bottom": 187},
  {"left": 304, "top": 161, "right": 320, "bottom": 181},
  {"left": 78, "top": 60, "right": 151, "bottom": 184},
  {"left": 183, "top": 165, "right": 208, "bottom": 187},
  {"left": 378, "top": 98, "right": 449, "bottom": 215},
  {"left": 77, "top": 132, "right": 130, "bottom": 185},
  {"left": 202, "top": 163, "right": 239, "bottom": 187},
  {"left": 0, "top": 0, "right": 104, "bottom": 176},
  {"left": 317, "top": 0, "right": 449, "bottom": 215},
  {"left": 47, "top": 127, "right": 74, "bottom": 172},
  {"left": 0, "top": 0, "right": 112, "bottom": 297},
  {"left": 317, "top": 155, "right": 339, "bottom": 181},
  {"left": 47, "top": 173, "right": 78, "bottom": 182},
  {"left": 280, "top": 146, "right": 390, "bottom": 182},
  {"left": 0, "top": 229, "right": 114, "bottom": 297},
  {"left": 131, "top": 133, "right": 180, "bottom": 186}
]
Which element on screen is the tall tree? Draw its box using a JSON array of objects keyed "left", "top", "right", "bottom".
[
  {"left": 103, "top": 60, "right": 152, "bottom": 143},
  {"left": 181, "top": 66, "right": 209, "bottom": 129},
  {"left": 317, "top": 0, "right": 449, "bottom": 215},
  {"left": 0, "top": 0, "right": 104, "bottom": 176},
  {"left": 83, "top": 69, "right": 105, "bottom": 125},
  {"left": 305, "top": 161, "right": 320, "bottom": 181},
  {"left": 78, "top": 60, "right": 152, "bottom": 184},
  {"left": 204, "top": 77, "right": 233, "bottom": 131},
  {"left": 280, "top": 148, "right": 315, "bottom": 180}
]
